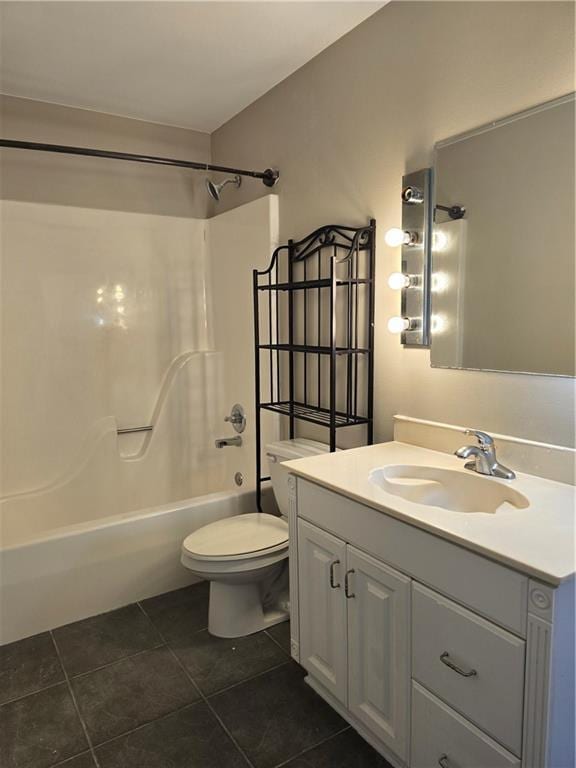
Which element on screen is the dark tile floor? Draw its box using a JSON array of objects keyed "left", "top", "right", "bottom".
[{"left": 0, "top": 582, "right": 391, "bottom": 768}]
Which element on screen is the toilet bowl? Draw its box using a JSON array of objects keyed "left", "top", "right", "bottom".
[{"left": 181, "top": 438, "right": 331, "bottom": 638}]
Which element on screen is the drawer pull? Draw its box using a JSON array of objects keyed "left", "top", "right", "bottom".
[
  {"left": 440, "top": 651, "right": 477, "bottom": 678},
  {"left": 344, "top": 569, "right": 355, "bottom": 599},
  {"left": 329, "top": 560, "right": 341, "bottom": 589},
  {"left": 438, "top": 755, "right": 452, "bottom": 768}
]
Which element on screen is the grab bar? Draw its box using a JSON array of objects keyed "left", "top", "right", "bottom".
[{"left": 117, "top": 425, "right": 153, "bottom": 435}]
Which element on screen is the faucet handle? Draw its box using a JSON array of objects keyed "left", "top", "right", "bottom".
[{"left": 465, "top": 429, "right": 494, "bottom": 448}]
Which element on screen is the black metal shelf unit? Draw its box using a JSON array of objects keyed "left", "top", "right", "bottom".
[{"left": 253, "top": 220, "right": 376, "bottom": 510}]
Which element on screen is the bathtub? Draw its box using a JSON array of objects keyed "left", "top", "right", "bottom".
[{"left": 0, "top": 489, "right": 256, "bottom": 645}]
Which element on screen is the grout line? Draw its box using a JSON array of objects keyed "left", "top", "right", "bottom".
[
  {"left": 137, "top": 600, "right": 257, "bottom": 768},
  {"left": 264, "top": 626, "right": 292, "bottom": 657},
  {"left": 205, "top": 660, "right": 291, "bottom": 699},
  {"left": 86, "top": 700, "right": 204, "bottom": 752},
  {"left": 0, "top": 680, "right": 65, "bottom": 709},
  {"left": 50, "top": 631, "right": 102, "bottom": 768},
  {"left": 68, "top": 643, "right": 166, "bottom": 680},
  {"left": 270, "top": 725, "right": 352, "bottom": 768},
  {"left": 0, "top": 642, "right": 167, "bottom": 709}
]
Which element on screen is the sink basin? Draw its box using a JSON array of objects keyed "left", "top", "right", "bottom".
[{"left": 369, "top": 465, "right": 530, "bottom": 514}]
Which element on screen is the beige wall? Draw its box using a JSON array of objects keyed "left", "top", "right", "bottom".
[
  {"left": 0, "top": 95, "right": 211, "bottom": 217},
  {"left": 212, "top": 1, "right": 576, "bottom": 447}
]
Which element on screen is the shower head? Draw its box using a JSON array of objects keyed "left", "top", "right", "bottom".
[{"left": 206, "top": 174, "right": 242, "bottom": 202}]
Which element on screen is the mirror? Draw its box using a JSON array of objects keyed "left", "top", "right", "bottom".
[{"left": 431, "top": 94, "right": 575, "bottom": 377}]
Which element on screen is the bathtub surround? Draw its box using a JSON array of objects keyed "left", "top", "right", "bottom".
[
  {"left": 211, "top": 0, "right": 576, "bottom": 449},
  {"left": 0, "top": 194, "right": 280, "bottom": 644},
  {"left": 0, "top": 582, "right": 388, "bottom": 768}
]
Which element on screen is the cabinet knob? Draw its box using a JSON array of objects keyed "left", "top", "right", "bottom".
[
  {"left": 440, "top": 651, "right": 477, "bottom": 678},
  {"left": 329, "top": 560, "right": 341, "bottom": 589},
  {"left": 438, "top": 755, "right": 451, "bottom": 768},
  {"left": 344, "top": 569, "right": 355, "bottom": 599}
]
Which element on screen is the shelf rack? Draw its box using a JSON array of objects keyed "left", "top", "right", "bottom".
[{"left": 253, "top": 220, "right": 376, "bottom": 511}]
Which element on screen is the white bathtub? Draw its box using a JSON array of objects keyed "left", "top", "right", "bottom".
[{"left": 0, "top": 489, "right": 256, "bottom": 645}]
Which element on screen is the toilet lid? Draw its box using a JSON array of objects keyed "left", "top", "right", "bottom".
[{"left": 182, "top": 513, "right": 288, "bottom": 559}]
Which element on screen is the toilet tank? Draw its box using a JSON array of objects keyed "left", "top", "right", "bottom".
[{"left": 265, "top": 438, "right": 333, "bottom": 516}]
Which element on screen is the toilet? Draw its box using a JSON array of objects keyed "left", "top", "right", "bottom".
[{"left": 181, "top": 438, "right": 331, "bottom": 638}]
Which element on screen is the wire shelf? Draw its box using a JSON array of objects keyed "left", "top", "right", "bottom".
[
  {"left": 253, "top": 221, "right": 376, "bottom": 510},
  {"left": 260, "top": 401, "right": 369, "bottom": 428}
]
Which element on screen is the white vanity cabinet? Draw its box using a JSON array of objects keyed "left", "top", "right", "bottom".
[
  {"left": 298, "top": 519, "right": 411, "bottom": 760},
  {"left": 288, "top": 475, "right": 575, "bottom": 768}
]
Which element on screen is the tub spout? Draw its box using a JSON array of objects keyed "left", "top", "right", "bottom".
[{"left": 215, "top": 436, "right": 242, "bottom": 449}]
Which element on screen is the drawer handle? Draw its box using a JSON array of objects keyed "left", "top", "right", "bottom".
[
  {"left": 329, "top": 560, "right": 341, "bottom": 589},
  {"left": 440, "top": 651, "right": 477, "bottom": 678},
  {"left": 344, "top": 569, "right": 355, "bottom": 599},
  {"left": 438, "top": 755, "right": 452, "bottom": 768}
]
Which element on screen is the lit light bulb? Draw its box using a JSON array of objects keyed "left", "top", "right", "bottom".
[
  {"left": 433, "top": 230, "right": 449, "bottom": 252},
  {"left": 388, "top": 272, "right": 411, "bottom": 290},
  {"left": 432, "top": 272, "right": 450, "bottom": 294},
  {"left": 387, "top": 316, "right": 411, "bottom": 334},
  {"left": 385, "top": 228, "right": 408, "bottom": 247},
  {"left": 431, "top": 314, "right": 447, "bottom": 334}
]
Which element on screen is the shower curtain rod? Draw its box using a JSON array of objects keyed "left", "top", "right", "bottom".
[{"left": 0, "top": 139, "right": 280, "bottom": 187}]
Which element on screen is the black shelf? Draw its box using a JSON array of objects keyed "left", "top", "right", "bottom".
[
  {"left": 260, "top": 401, "right": 369, "bottom": 428},
  {"left": 258, "top": 278, "right": 370, "bottom": 292},
  {"left": 253, "top": 221, "right": 376, "bottom": 511},
  {"left": 258, "top": 344, "right": 370, "bottom": 355}
]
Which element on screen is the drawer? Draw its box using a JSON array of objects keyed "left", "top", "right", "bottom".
[
  {"left": 411, "top": 681, "right": 521, "bottom": 768},
  {"left": 412, "top": 583, "right": 525, "bottom": 756}
]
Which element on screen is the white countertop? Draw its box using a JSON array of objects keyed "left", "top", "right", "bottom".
[{"left": 284, "top": 441, "right": 576, "bottom": 585}]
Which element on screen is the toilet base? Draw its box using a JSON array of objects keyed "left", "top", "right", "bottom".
[{"left": 208, "top": 580, "right": 289, "bottom": 638}]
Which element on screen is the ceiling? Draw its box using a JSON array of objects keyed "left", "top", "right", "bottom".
[{"left": 0, "top": 1, "right": 385, "bottom": 133}]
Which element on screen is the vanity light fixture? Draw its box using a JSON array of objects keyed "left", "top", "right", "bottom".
[
  {"left": 389, "top": 167, "right": 433, "bottom": 346},
  {"left": 384, "top": 227, "right": 418, "bottom": 247},
  {"left": 388, "top": 272, "right": 414, "bottom": 290},
  {"left": 388, "top": 316, "right": 419, "bottom": 334}
]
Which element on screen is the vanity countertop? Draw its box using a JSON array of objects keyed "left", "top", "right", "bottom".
[{"left": 284, "top": 441, "right": 575, "bottom": 585}]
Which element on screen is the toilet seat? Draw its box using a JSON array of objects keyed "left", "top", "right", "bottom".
[{"left": 182, "top": 513, "right": 288, "bottom": 562}]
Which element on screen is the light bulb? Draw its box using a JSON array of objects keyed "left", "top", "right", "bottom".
[
  {"left": 387, "top": 316, "right": 411, "bottom": 334},
  {"left": 431, "top": 314, "right": 447, "bottom": 334},
  {"left": 384, "top": 228, "right": 408, "bottom": 247},
  {"left": 433, "top": 230, "right": 449, "bottom": 252},
  {"left": 388, "top": 272, "right": 411, "bottom": 290}
]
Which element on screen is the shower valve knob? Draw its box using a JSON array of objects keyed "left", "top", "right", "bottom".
[{"left": 224, "top": 404, "right": 246, "bottom": 434}]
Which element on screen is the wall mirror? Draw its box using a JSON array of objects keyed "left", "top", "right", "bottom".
[{"left": 431, "top": 94, "right": 575, "bottom": 377}]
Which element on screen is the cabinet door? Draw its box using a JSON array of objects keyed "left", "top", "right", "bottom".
[
  {"left": 347, "top": 546, "right": 411, "bottom": 761},
  {"left": 298, "top": 519, "right": 348, "bottom": 705}
]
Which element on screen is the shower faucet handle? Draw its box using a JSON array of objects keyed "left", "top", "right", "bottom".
[{"left": 224, "top": 404, "right": 246, "bottom": 433}]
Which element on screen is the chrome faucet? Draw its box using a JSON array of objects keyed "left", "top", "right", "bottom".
[
  {"left": 215, "top": 436, "right": 242, "bottom": 449},
  {"left": 455, "top": 429, "right": 515, "bottom": 480}
]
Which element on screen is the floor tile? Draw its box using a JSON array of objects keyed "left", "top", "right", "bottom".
[
  {"left": 282, "top": 728, "right": 393, "bottom": 767},
  {"left": 53, "top": 605, "right": 163, "bottom": 676},
  {"left": 267, "top": 620, "right": 291, "bottom": 655},
  {"left": 0, "top": 632, "right": 64, "bottom": 705},
  {"left": 53, "top": 752, "right": 97, "bottom": 767},
  {"left": 140, "top": 582, "right": 210, "bottom": 642},
  {"left": 0, "top": 683, "right": 88, "bottom": 768},
  {"left": 95, "top": 702, "right": 247, "bottom": 768},
  {"left": 71, "top": 646, "right": 200, "bottom": 745},
  {"left": 210, "top": 662, "right": 346, "bottom": 768},
  {"left": 170, "top": 628, "right": 287, "bottom": 696}
]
